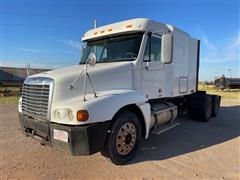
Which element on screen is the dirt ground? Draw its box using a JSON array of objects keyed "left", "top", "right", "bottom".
[{"left": 0, "top": 99, "right": 239, "bottom": 179}]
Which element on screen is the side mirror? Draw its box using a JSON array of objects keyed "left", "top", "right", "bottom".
[
  {"left": 87, "top": 52, "right": 97, "bottom": 67},
  {"left": 161, "top": 34, "right": 173, "bottom": 64}
]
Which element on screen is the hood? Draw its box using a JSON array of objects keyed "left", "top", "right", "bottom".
[{"left": 29, "top": 62, "right": 133, "bottom": 102}]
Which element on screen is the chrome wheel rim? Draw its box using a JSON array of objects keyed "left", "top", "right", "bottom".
[{"left": 116, "top": 122, "right": 137, "bottom": 155}]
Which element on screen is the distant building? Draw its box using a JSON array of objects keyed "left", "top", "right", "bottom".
[{"left": 0, "top": 67, "right": 50, "bottom": 86}]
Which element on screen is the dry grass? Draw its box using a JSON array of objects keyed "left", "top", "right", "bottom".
[
  {"left": 0, "top": 85, "right": 239, "bottom": 104},
  {"left": 198, "top": 84, "right": 240, "bottom": 99},
  {"left": 0, "top": 96, "right": 20, "bottom": 104}
]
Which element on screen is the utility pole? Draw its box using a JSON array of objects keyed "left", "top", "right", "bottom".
[
  {"left": 214, "top": 67, "right": 218, "bottom": 80},
  {"left": 26, "top": 64, "right": 31, "bottom": 77},
  {"left": 228, "top": 69, "right": 231, "bottom": 78},
  {"left": 93, "top": 19, "right": 97, "bottom": 29}
]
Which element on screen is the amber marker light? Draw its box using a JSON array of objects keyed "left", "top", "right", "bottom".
[
  {"left": 108, "top": 28, "right": 113, "bottom": 32},
  {"left": 94, "top": 32, "right": 98, "bottom": 35},
  {"left": 126, "top": 24, "right": 133, "bottom": 28},
  {"left": 77, "top": 110, "right": 89, "bottom": 122},
  {"left": 100, "top": 30, "right": 105, "bottom": 33}
]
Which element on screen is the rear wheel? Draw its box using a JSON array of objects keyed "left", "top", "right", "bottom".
[
  {"left": 201, "top": 95, "right": 213, "bottom": 122},
  {"left": 103, "top": 110, "right": 142, "bottom": 165},
  {"left": 189, "top": 95, "right": 213, "bottom": 122},
  {"left": 211, "top": 95, "right": 221, "bottom": 117}
]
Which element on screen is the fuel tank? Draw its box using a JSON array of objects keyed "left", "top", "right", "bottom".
[{"left": 150, "top": 102, "right": 178, "bottom": 129}]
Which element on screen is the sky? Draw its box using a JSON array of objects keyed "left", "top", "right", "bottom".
[{"left": 1, "top": 0, "right": 239, "bottom": 81}]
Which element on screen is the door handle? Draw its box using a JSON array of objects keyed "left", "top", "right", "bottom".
[
  {"left": 143, "top": 62, "right": 150, "bottom": 70},
  {"left": 145, "top": 63, "right": 165, "bottom": 71}
]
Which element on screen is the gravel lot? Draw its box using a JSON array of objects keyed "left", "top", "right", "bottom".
[{"left": 0, "top": 99, "right": 239, "bottom": 179}]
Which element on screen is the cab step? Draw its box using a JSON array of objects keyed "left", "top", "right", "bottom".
[{"left": 151, "top": 121, "right": 181, "bottom": 135}]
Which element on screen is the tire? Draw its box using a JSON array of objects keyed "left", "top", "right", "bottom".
[
  {"left": 103, "top": 110, "right": 142, "bottom": 165},
  {"left": 211, "top": 95, "right": 221, "bottom": 117},
  {"left": 199, "top": 95, "right": 213, "bottom": 122},
  {"left": 189, "top": 95, "right": 212, "bottom": 122},
  {"left": 100, "top": 147, "right": 109, "bottom": 158}
]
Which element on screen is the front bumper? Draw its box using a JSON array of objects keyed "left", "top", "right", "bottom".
[{"left": 18, "top": 113, "right": 111, "bottom": 155}]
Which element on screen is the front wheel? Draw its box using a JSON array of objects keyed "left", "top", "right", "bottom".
[{"left": 103, "top": 110, "right": 142, "bottom": 165}]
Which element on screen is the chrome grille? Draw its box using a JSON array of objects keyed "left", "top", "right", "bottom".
[{"left": 22, "top": 77, "right": 54, "bottom": 120}]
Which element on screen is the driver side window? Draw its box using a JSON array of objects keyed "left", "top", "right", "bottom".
[
  {"left": 91, "top": 45, "right": 104, "bottom": 62},
  {"left": 144, "top": 35, "right": 162, "bottom": 61}
]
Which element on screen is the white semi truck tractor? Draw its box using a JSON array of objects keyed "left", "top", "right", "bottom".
[{"left": 18, "top": 18, "right": 221, "bottom": 165}]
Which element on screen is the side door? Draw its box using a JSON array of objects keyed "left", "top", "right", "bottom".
[{"left": 141, "top": 33, "right": 165, "bottom": 99}]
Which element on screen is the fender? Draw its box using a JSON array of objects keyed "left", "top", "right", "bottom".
[
  {"left": 51, "top": 90, "right": 151, "bottom": 138},
  {"left": 85, "top": 90, "right": 151, "bottom": 138}
]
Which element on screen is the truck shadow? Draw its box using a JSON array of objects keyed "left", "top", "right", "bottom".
[{"left": 130, "top": 105, "right": 240, "bottom": 164}]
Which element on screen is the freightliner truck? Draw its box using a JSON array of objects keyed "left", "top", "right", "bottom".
[{"left": 18, "top": 18, "right": 221, "bottom": 165}]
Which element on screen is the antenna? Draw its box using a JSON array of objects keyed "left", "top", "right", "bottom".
[{"left": 93, "top": 19, "right": 97, "bottom": 29}]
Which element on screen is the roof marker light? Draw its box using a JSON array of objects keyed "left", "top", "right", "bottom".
[
  {"left": 94, "top": 32, "right": 98, "bottom": 35},
  {"left": 108, "top": 28, "right": 113, "bottom": 32},
  {"left": 126, "top": 24, "right": 133, "bottom": 28},
  {"left": 100, "top": 30, "right": 105, "bottom": 33}
]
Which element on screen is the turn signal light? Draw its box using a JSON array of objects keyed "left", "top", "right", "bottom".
[{"left": 77, "top": 110, "right": 89, "bottom": 122}]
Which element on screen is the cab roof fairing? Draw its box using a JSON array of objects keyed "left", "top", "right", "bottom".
[{"left": 81, "top": 18, "right": 170, "bottom": 41}]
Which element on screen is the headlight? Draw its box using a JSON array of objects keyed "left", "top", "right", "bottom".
[
  {"left": 18, "top": 97, "right": 22, "bottom": 113},
  {"left": 55, "top": 108, "right": 74, "bottom": 121},
  {"left": 67, "top": 109, "right": 74, "bottom": 121},
  {"left": 56, "top": 109, "right": 64, "bottom": 120}
]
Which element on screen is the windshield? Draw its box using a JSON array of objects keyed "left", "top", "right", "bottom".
[{"left": 80, "top": 33, "right": 143, "bottom": 64}]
